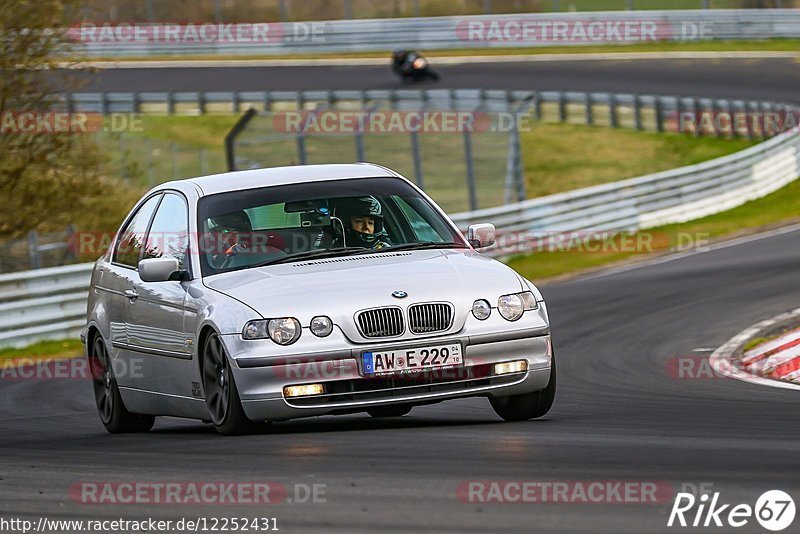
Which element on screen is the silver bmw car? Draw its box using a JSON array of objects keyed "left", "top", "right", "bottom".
[{"left": 82, "top": 163, "right": 555, "bottom": 435}]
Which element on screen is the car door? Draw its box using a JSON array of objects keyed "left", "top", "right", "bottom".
[
  {"left": 125, "top": 192, "right": 195, "bottom": 397},
  {"left": 101, "top": 193, "right": 162, "bottom": 379}
]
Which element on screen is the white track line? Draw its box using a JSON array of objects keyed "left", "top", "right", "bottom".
[{"left": 65, "top": 50, "right": 800, "bottom": 69}]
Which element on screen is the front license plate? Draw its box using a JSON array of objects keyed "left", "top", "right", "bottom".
[{"left": 362, "top": 343, "right": 463, "bottom": 376}]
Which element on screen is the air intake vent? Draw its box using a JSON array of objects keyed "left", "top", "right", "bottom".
[
  {"left": 294, "top": 252, "right": 412, "bottom": 267},
  {"left": 408, "top": 303, "right": 453, "bottom": 334},
  {"left": 356, "top": 307, "right": 404, "bottom": 338}
]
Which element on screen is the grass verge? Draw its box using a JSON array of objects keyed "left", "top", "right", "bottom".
[
  {"left": 0, "top": 339, "right": 84, "bottom": 362},
  {"left": 506, "top": 177, "right": 800, "bottom": 281}
]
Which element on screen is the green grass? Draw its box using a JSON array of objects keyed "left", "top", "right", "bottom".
[
  {"left": 0, "top": 339, "right": 84, "bottom": 361},
  {"left": 521, "top": 123, "right": 754, "bottom": 197},
  {"left": 506, "top": 177, "right": 800, "bottom": 280},
  {"left": 110, "top": 115, "right": 754, "bottom": 212},
  {"left": 78, "top": 39, "right": 800, "bottom": 63}
]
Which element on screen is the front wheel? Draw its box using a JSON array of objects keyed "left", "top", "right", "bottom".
[
  {"left": 202, "top": 332, "right": 265, "bottom": 435},
  {"left": 89, "top": 336, "right": 155, "bottom": 434},
  {"left": 490, "top": 353, "right": 556, "bottom": 422}
]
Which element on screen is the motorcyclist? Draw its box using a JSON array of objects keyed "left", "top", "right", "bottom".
[{"left": 331, "top": 196, "right": 391, "bottom": 250}]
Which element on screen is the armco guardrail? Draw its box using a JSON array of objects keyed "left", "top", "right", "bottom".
[
  {"left": 65, "top": 88, "right": 798, "bottom": 142},
  {"left": 450, "top": 127, "right": 800, "bottom": 250},
  {"left": 0, "top": 263, "right": 93, "bottom": 348},
  {"left": 73, "top": 9, "right": 800, "bottom": 57}
]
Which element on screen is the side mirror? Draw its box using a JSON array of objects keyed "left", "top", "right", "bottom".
[
  {"left": 467, "top": 223, "right": 496, "bottom": 249},
  {"left": 138, "top": 257, "right": 182, "bottom": 282}
]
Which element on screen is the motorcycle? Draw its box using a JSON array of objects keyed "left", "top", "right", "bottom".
[{"left": 391, "top": 50, "right": 440, "bottom": 83}]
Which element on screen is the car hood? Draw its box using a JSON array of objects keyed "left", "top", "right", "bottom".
[{"left": 204, "top": 249, "right": 526, "bottom": 342}]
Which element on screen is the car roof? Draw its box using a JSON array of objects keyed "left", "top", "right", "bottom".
[{"left": 158, "top": 163, "right": 400, "bottom": 196}]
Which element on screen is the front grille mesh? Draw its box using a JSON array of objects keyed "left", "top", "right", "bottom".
[
  {"left": 408, "top": 303, "right": 452, "bottom": 334},
  {"left": 357, "top": 307, "right": 404, "bottom": 338}
]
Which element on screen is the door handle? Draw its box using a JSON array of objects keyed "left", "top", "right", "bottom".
[{"left": 123, "top": 289, "right": 139, "bottom": 300}]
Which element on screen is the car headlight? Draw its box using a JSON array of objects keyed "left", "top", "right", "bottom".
[
  {"left": 243, "top": 318, "right": 301, "bottom": 345},
  {"left": 472, "top": 299, "right": 491, "bottom": 320},
  {"left": 310, "top": 315, "right": 333, "bottom": 337},
  {"left": 497, "top": 291, "right": 538, "bottom": 321}
]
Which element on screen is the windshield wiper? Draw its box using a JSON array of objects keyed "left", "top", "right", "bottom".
[
  {"left": 254, "top": 247, "right": 370, "bottom": 267},
  {"left": 380, "top": 241, "right": 468, "bottom": 252}
]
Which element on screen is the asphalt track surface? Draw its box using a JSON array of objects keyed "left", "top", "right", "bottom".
[
  {"left": 3, "top": 59, "right": 798, "bottom": 532},
  {"left": 74, "top": 58, "right": 799, "bottom": 103}
]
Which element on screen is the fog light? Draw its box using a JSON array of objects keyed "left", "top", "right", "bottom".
[
  {"left": 493, "top": 360, "right": 528, "bottom": 375},
  {"left": 283, "top": 384, "right": 324, "bottom": 397}
]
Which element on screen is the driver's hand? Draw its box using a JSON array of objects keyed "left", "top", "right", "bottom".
[
  {"left": 373, "top": 241, "right": 390, "bottom": 250},
  {"left": 225, "top": 243, "right": 246, "bottom": 256}
]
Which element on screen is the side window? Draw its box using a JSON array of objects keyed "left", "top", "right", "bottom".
[
  {"left": 142, "top": 193, "right": 189, "bottom": 270},
  {"left": 113, "top": 194, "right": 162, "bottom": 267},
  {"left": 395, "top": 196, "right": 442, "bottom": 242}
]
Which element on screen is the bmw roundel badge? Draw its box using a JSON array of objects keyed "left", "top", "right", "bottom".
[{"left": 392, "top": 290, "right": 408, "bottom": 299}]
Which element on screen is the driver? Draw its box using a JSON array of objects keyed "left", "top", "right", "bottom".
[
  {"left": 332, "top": 196, "right": 391, "bottom": 250},
  {"left": 206, "top": 210, "right": 251, "bottom": 268}
]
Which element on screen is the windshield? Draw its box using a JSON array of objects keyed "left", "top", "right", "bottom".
[{"left": 197, "top": 177, "right": 466, "bottom": 276}]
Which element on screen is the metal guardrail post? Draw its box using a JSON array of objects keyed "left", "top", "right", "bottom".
[
  {"left": 675, "top": 96, "right": 684, "bottom": 134},
  {"left": 224, "top": 108, "right": 258, "bottom": 172},
  {"left": 558, "top": 92, "right": 567, "bottom": 123},
  {"left": 233, "top": 91, "right": 241, "bottom": 113},
  {"left": 132, "top": 92, "right": 141, "bottom": 113},
  {"left": 585, "top": 93, "right": 593, "bottom": 126},
  {"left": 693, "top": 98, "right": 702, "bottom": 137},
  {"left": 609, "top": 93, "right": 618, "bottom": 128},
  {"left": 27, "top": 232, "right": 40, "bottom": 270},
  {"left": 533, "top": 91, "right": 542, "bottom": 121},
  {"left": 167, "top": 92, "right": 175, "bottom": 114},
  {"left": 745, "top": 101, "right": 756, "bottom": 140},
  {"left": 655, "top": 97, "right": 664, "bottom": 133},
  {"left": 199, "top": 92, "right": 207, "bottom": 115},
  {"left": 101, "top": 93, "right": 109, "bottom": 116},
  {"left": 464, "top": 131, "right": 477, "bottom": 211},
  {"left": 634, "top": 95, "right": 643, "bottom": 131}
]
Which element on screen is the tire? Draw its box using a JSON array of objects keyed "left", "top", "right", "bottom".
[
  {"left": 201, "top": 332, "right": 265, "bottom": 435},
  {"left": 367, "top": 404, "right": 412, "bottom": 418},
  {"left": 89, "top": 335, "right": 155, "bottom": 434},
  {"left": 489, "top": 353, "right": 556, "bottom": 422}
]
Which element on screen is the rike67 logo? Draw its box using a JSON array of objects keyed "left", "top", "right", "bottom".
[{"left": 668, "top": 490, "right": 795, "bottom": 531}]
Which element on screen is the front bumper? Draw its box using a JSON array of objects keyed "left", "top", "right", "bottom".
[{"left": 222, "top": 327, "right": 553, "bottom": 422}]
